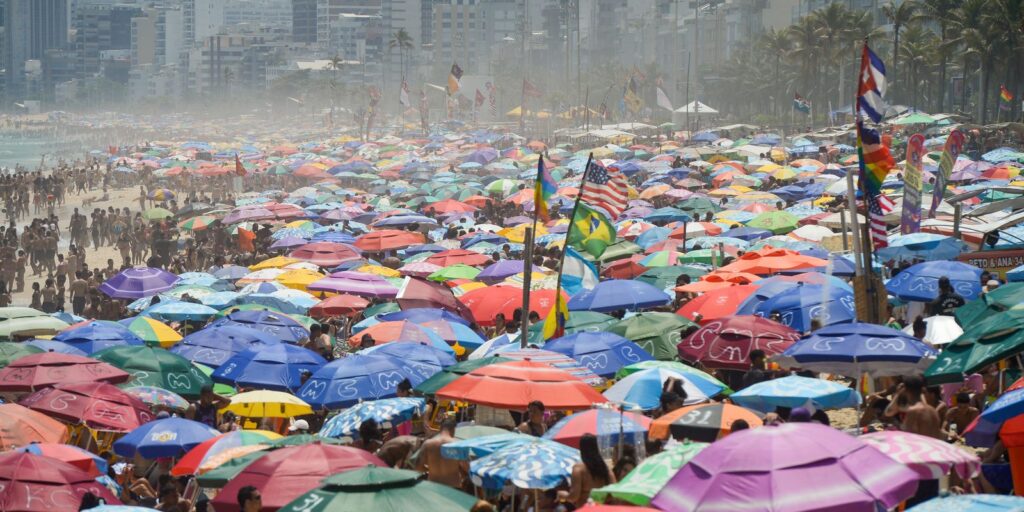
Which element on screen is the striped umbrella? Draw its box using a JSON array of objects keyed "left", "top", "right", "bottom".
[
  {"left": 123, "top": 386, "right": 190, "bottom": 410},
  {"left": 861, "top": 431, "right": 981, "bottom": 480},
  {"left": 118, "top": 317, "right": 182, "bottom": 348},
  {"left": 592, "top": 441, "right": 708, "bottom": 506},
  {"left": 470, "top": 437, "right": 580, "bottom": 490},
  {"left": 178, "top": 215, "right": 217, "bottom": 232},
  {"left": 319, "top": 397, "right": 426, "bottom": 439},
  {"left": 171, "top": 430, "right": 282, "bottom": 476}
]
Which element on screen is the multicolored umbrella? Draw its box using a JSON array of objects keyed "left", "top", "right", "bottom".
[
  {"left": 118, "top": 317, "right": 182, "bottom": 348},
  {"left": 123, "top": 386, "right": 190, "bottom": 410},
  {"left": 648, "top": 403, "right": 764, "bottom": 441},
  {"left": 470, "top": 437, "right": 580, "bottom": 490},
  {"left": 543, "top": 408, "right": 651, "bottom": 449},
  {"left": 592, "top": 442, "right": 709, "bottom": 506},
  {"left": 171, "top": 430, "right": 282, "bottom": 476},
  {"left": 319, "top": 397, "right": 426, "bottom": 439},
  {"left": 729, "top": 375, "right": 861, "bottom": 413}
]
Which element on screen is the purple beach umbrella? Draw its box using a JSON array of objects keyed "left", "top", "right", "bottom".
[
  {"left": 307, "top": 271, "right": 399, "bottom": 298},
  {"left": 222, "top": 206, "right": 274, "bottom": 225},
  {"left": 476, "top": 260, "right": 541, "bottom": 283},
  {"left": 651, "top": 422, "right": 919, "bottom": 512},
  {"left": 270, "top": 236, "right": 310, "bottom": 250},
  {"left": 99, "top": 267, "right": 180, "bottom": 299}
]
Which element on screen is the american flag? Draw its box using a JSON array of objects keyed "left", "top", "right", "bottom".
[
  {"left": 486, "top": 82, "right": 497, "bottom": 117},
  {"left": 581, "top": 160, "right": 628, "bottom": 219},
  {"left": 866, "top": 194, "right": 889, "bottom": 248}
]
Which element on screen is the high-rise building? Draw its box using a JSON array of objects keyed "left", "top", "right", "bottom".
[
  {"left": 291, "top": 0, "right": 317, "bottom": 43},
  {"left": 5, "top": 0, "right": 69, "bottom": 98},
  {"left": 292, "top": 0, "right": 379, "bottom": 46},
  {"left": 224, "top": 0, "right": 292, "bottom": 30},
  {"left": 184, "top": 0, "right": 226, "bottom": 44},
  {"left": 74, "top": 4, "right": 143, "bottom": 78}
]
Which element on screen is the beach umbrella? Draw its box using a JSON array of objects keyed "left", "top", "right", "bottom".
[
  {"left": 525, "top": 311, "right": 618, "bottom": 344},
  {"left": 483, "top": 347, "right": 604, "bottom": 386},
  {"left": 144, "top": 301, "right": 219, "bottom": 321},
  {"left": 177, "top": 215, "right": 217, "bottom": 232},
  {"left": 901, "top": 315, "right": 962, "bottom": 345},
  {"left": 280, "top": 466, "right": 478, "bottom": 512},
  {"left": 543, "top": 408, "right": 651, "bottom": 449},
  {"left": 752, "top": 284, "right": 857, "bottom": 332},
  {"left": 861, "top": 430, "right": 980, "bottom": 480},
  {"left": 0, "top": 315, "right": 70, "bottom": 340},
  {"left": 470, "top": 437, "right": 580, "bottom": 490},
  {"left": 885, "top": 260, "right": 983, "bottom": 302},
  {"left": 52, "top": 320, "right": 146, "bottom": 354},
  {"left": 776, "top": 322, "right": 938, "bottom": 377},
  {"left": 442, "top": 433, "right": 534, "bottom": 460},
  {"left": 92, "top": 345, "right": 212, "bottom": 397},
  {"left": 0, "top": 352, "right": 130, "bottom": 392},
  {"left": 142, "top": 207, "right": 174, "bottom": 220},
  {"left": 346, "top": 320, "right": 453, "bottom": 352},
  {"left": 0, "top": 452, "right": 121, "bottom": 511},
  {"left": 414, "top": 356, "right": 511, "bottom": 395},
  {"left": 319, "top": 397, "right": 426, "bottom": 439},
  {"left": 117, "top": 317, "right": 182, "bottom": 348},
  {"left": 113, "top": 417, "right": 218, "bottom": 459},
  {"left": 0, "top": 403, "right": 69, "bottom": 450},
  {"left": 297, "top": 353, "right": 433, "bottom": 409},
  {"left": 212, "top": 344, "right": 327, "bottom": 392},
  {"left": 924, "top": 309, "right": 1024, "bottom": 383},
  {"left": 568, "top": 279, "right": 672, "bottom": 312},
  {"left": 543, "top": 332, "right": 653, "bottom": 378},
  {"left": 211, "top": 444, "right": 385, "bottom": 512},
  {"left": 602, "top": 368, "right": 717, "bottom": 410},
  {"left": 309, "top": 294, "right": 369, "bottom": 318},
  {"left": 906, "top": 494, "right": 1024, "bottom": 511},
  {"left": 354, "top": 229, "right": 425, "bottom": 252},
  {"left": 648, "top": 403, "right": 764, "bottom": 441},
  {"left": 361, "top": 342, "right": 456, "bottom": 369},
  {"left": 0, "top": 341, "right": 42, "bottom": 368},
  {"left": 730, "top": 375, "right": 861, "bottom": 413},
  {"left": 427, "top": 263, "right": 481, "bottom": 282},
  {"left": 194, "top": 451, "right": 267, "bottom": 488},
  {"left": 677, "top": 286, "right": 758, "bottom": 323},
  {"left": 19, "top": 382, "right": 154, "bottom": 432},
  {"left": 170, "top": 325, "right": 281, "bottom": 368},
  {"left": 308, "top": 271, "right": 399, "bottom": 298},
  {"left": 956, "top": 283, "right": 1024, "bottom": 327},
  {"left": 592, "top": 441, "right": 708, "bottom": 507},
  {"left": 123, "top": 386, "right": 189, "bottom": 411},
  {"left": 459, "top": 285, "right": 568, "bottom": 326},
  {"left": 99, "top": 267, "right": 180, "bottom": 299},
  {"left": 289, "top": 242, "right": 362, "bottom": 267},
  {"left": 207, "top": 309, "right": 309, "bottom": 343},
  {"left": 876, "top": 233, "right": 969, "bottom": 262},
  {"left": 650, "top": 423, "right": 918, "bottom": 511},
  {"left": 607, "top": 312, "right": 696, "bottom": 360},
  {"left": 615, "top": 360, "right": 730, "bottom": 390},
  {"left": 425, "top": 249, "right": 492, "bottom": 267},
  {"left": 394, "top": 277, "right": 478, "bottom": 323},
  {"left": 436, "top": 360, "right": 608, "bottom": 410},
  {"left": 477, "top": 260, "right": 541, "bottom": 282},
  {"left": 15, "top": 443, "right": 108, "bottom": 477},
  {"left": 225, "top": 390, "right": 313, "bottom": 418},
  {"left": 170, "top": 430, "right": 282, "bottom": 476},
  {"left": 745, "top": 211, "right": 799, "bottom": 234},
  {"left": 677, "top": 315, "right": 801, "bottom": 370}
]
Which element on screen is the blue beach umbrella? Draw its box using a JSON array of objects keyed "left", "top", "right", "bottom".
[
  {"left": 143, "top": 301, "right": 219, "bottom": 322},
  {"left": 213, "top": 265, "right": 255, "bottom": 281},
  {"left": 52, "top": 320, "right": 145, "bottom": 354},
  {"left": 25, "top": 339, "right": 87, "bottom": 356},
  {"left": 469, "top": 437, "right": 580, "bottom": 490},
  {"left": 775, "top": 322, "right": 938, "bottom": 377},
  {"left": 885, "top": 260, "right": 983, "bottom": 302},
  {"left": 319, "top": 397, "right": 426, "bottom": 439},
  {"left": 543, "top": 332, "right": 654, "bottom": 378},
  {"left": 906, "top": 494, "right": 1024, "bottom": 511},
  {"left": 441, "top": 434, "right": 533, "bottom": 460},
  {"left": 113, "top": 417, "right": 218, "bottom": 459},
  {"left": 753, "top": 284, "right": 856, "bottom": 332},
  {"left": 360, "top": 342, "right": 457, "bottom": 369},
  {"left": 979, "top": 387, "right": 1024, "bottom": 424},
  {"left": 876, "top": 233, "right": 969, "bottom": 262},
  {"left": 602, "top": 368, "right": 721, "bottom": 410},
  {"left": 296, "top": 353, "right": 437, "bottom": 410},
  {"left": 212, "top": 344, "right": 327, "bottom": 392},
  {"left": 170, "top": 325, "right": 282, "bottom": 367},
  {"left": 729, "top": 375, "right": 861, "bottom": 413},
  {"left": 208, "top": 310, "right": 310, "bottom": 344},
  {"left": 568, "top": 280, "right": 671, "bottom": 312}
]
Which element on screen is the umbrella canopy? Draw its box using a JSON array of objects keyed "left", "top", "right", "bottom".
[
  {"left": 650, "top": 423, "right": 919, "bottom": 512},
  {"left": 354, "top": 229, "right": 426, "bottom": 252},
  {"left": 113, "top": 417, "right": 219, "bottom": 459},
  {"left": 543, "top": 408, "right": 652, "bottom": 449},
  {"left": 0, "top": 352, "right": 131, "bottom": 392},
  {"left": 901, "top": 315, "right": 962, "bottom": 345},
  {"left": 414, "top": 356, "right": 512, "bottom": 395},
  {"left": 776, "top": 322, "right": 938, "bottom": 377},
  {"left": 542, "top": 332, "right": 653, "bottom": 378},
  {"left": 602, "top": 368, "right": 718, "bottom": 410},
  {"left": 278, "top": 466, "right": 478, "bottom": 512},
  {"left": 677, "top": 315, "right": 801, "bottom": 370},
  {"left": 99, "top": 267, "right": 180, "bottom": 299},
  {"left": 15, "top": 443, "right": 108, "bottom": 477},
  {"left": 123, "top": 386, "right": 190, "bottom": 410},
  {"left": 648, "top": 403, "right": 764, "bottom": 441},
  {"left": 289, "top": 242, "right": 362, "bottom": 267},
  {"left": 860, "top": 430, "right": 980, "bottom": 480},
  {"left": 211, "top": 444, "right": 385, "bottom": 512},
  {"left": 319, "top": 397, "right": 426, "bottom": 439},
  {"left": 441, "top": 433, "right": 534, "bottom": 460},
  {"left": 170, "top": 429, "right": 282, "bottom": 476},
  {"left": 470, "top": 437, "right": 580, "bottom": 490},
  {"left": 52, "top": 320, "right": 146, "bottom": 354},
  {"left": 92, "top": 345, "right": 212, "bottom": 397},
  {"left": 19, "top": 381, "right": 154, "bottom": 431},
  {"left": 297, "top": 353, "right": 434, "bottom": 410},
  {"left": 309, "top": 294, "right": 370, "bottom": 318},
  {"left": 225, "top": 390, "right": 313, "bottom": 418},
  {"left": 0, "top": 316, "right": 69, "bottom": 340},
  {"left": 117, "top": 317, "right": 182, "bottom": 348},
  {"left": 459, "top": 286, "right": 568, "bottom": 326},
  {"left": 885, "top": 260, "right": 983, "bottom": 302},
  {"left": 436, "top": 360, "right": 608, "bottom": 410},
  {"left": 208, "top": 310, "right": 310, "bottom": 343},
  {"left": 212, "top": 344, "right": 327, "bottom": 392},
  {"left": 906, "top": 495, "right": 1024, "bottom": 511},
  {"left": 0, "top": 403, "right": 69, "bottom": 450},
  {"left": 568, "top": 279, "right": 671, "bottom": 312},
  {"left": 591, "top": 441, "right": 709, "bottom": 506},
  {"left": 729, "top": 375, "right": 861, "bottom": 413},
  {"left": 308, "top": 271, "right": 399, "bottom": 298},
  {"left": 170, "top": 325, "right": 282, "bottom": 368},
  {"left": 607, "top": 312, "right": 696, "bottom": 360},
  {"left": 0, "top": 451, "right": 121, "bottom": 511},
  {"left": 425, "top": 249, "right": 492, "bottom": 267},
  {"left": 677, "top": 286, "right": 759, "bottom": 323},
  {"left": 924, "top": 309, "right": 1024, "bottom": 383},
  {"left": 752, "top": 284, "right": 857, "bottom": 332}
]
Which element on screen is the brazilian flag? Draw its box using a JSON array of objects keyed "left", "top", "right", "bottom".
[{"left": 568, "top": 202, "right": 615, "bottom": 258}]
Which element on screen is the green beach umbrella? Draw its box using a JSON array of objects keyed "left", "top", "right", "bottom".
[
  {"left": 925, "top": 309, "right": 1024, "bottom": 383},
  {"left": 363, "top": 302, "right": 400, "bottom": 318},
  {"left": 676, "top": 197, "right": 720, "bottom": 216},
  {"left": 0, "top": 341, "right": 42, "bottom": 368},
  {"left": 892, "top": 112, "right": 936, "bottom": 125},
  {"left": 415, "top": 356, "right": 512, "bottom": 395},
  {"left": 196, "top": 451, "right": 267, "bottom": 488},
  {"left": 608, "top": 312, "right": 696, "bottom": 361},
  {"left": 592, "top": 441, "right": 708, "bottom": 506},
  {"left": 746, "top": 211, "right": 799, "bottom": 235},
  {"left": 596, "top": 240, "right": 642, "bottom": 263},
  {"left": 143, "top": 207, "right": 174, "bottom": 221},
  {"left": 427, "top": 264, "right": 481, "bottom": 281},
  {"left": 195, "top": 363, "right": 237, "bottom": 396},
  {"left": 93, "top": 345, "right": 212, "bottom": 397},
  {"left": 279, "top": 466, "right": 478, "bottom": 512},
  {"left": 178, "top": 215, "right": 218, "bottom": 232},
  {"left": 956, "top": 283, "right": 1024, "bottom": 326},
  {"left": 636, "top": 266, "right": 708, "bottom": 289},
  {"left": 678, "top": 249, "right": 719, "bottom": 265}
]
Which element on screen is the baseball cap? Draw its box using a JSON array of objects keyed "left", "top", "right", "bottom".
[{"left": 288, "top": 419, "right": 309, "bottom": 432}]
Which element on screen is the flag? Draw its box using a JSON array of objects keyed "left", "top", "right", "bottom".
[
  {"left": 419, "top": 89, "right": 429, "bottom": 132},
  {"left": 856, "top": 123, "right": 896, "bottom": 249},
  {"left": 447, "top": 63, "right": 462, "bottom": 95},
  {"left": 560, "top": 247, "right": 599, "bottom": 295},
  {"left": 234, "top": 154, "right": 245, "bottom": 177},
  {"left": 399, "top": 79, "right": 410, "bottom": 107},
  {"left": 533, "top": 156, "right": 556, "bottom": 222},
  {"left": 1001, "top": 85, "right": 1014, "bottom": 102},
  {"left": 794, "top": 93, "right": 811, "bottom": 114},
  {"left": 928, "top": 129, "right": 964, "bottom": 218},
  {"left": 656, "top": 87, "right": 673, "bottom": 111},
  {"left": 900, "top": 133, "right": 925, "bottom": 234},
  {"left": 486, "top": 82, "right": 497, "bottom": 117},
  {"left": 541, "top": 290, "right": 569, "bottom": 340},
  {"left": 857, "top": 44, "right": 888, "bottom": 123},
  {"left": 523, "top": 79, "right": 543, "bottom": 98},
  {"left": 624, "top": 76, "right": 642, "bottom": 114},
  {"left": 474, "top": 88, "right": 485, "bottom": 109},
  {"left": 580, "top": 160, "right": 628, "bottom": 219},
  {"left": 568, "top": 201, "right": 616, "bottom": 258},
  {"left": 237, "top": 227, "right": 255, "bottom": 253}
]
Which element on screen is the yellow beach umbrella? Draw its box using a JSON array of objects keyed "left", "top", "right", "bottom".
[
  {"left": 355, "top": 265, "right": 401, "bottom": 278},
  {"left": 224, "top": 390, "right": 313, "bottom": 418},
  {"left": 275, "top": 268, "right": 326, "bottom": 291},
  {"left": 121, "top": 316, "right": 182, "bottom": 348},
  {"left": 249, "top": 256, "right": 301, "bottom": 271},
  {"left": 499, "top": 223, "right": 548, "bottom": 244}
]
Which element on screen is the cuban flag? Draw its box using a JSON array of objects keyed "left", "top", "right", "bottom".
[{"left": 857, "top": 44, "right": 887, "bottom": 123}]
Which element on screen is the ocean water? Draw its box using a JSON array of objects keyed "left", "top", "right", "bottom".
[{"left": 0, "top": 137, "right": 59, "bottom": 170}]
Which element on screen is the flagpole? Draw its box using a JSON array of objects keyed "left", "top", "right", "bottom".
[{"left": 521, "top": 155, "right": 548, "bottom": 348}]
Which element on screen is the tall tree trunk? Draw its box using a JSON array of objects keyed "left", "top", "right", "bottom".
[
  {"left": 937, "top": 26, "right": 948, "bottom": 112},
  {"left": 981, "top": 61, "right": 991, "bottom": 124},
  {"left": 892, "top": 26, "right": 901, "bottom": 103},
  {"left": 961, "top": 54, "right": 969, "bottom": 113}
]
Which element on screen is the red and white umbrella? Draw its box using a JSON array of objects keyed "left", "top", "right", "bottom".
[{"left": 860, "top": 430, "right": 981, "bottom": 479}]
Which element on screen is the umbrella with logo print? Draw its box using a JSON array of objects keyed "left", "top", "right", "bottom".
[
  {"left": 113, "top": 417, "right": 219, "bottom": 459},
  {"left": 775, "top": 322, "right": 938, "bottom": 378},
  {"left": 92, "top": 345, "right": 212, "bottom": 398},
  {"left": 542, "top": 332, "right": 654, "bottom": 378}
]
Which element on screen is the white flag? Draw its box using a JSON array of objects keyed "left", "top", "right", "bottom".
[
  {"left": 400, "top": 80, "right": 410, "bottom": 107},
  {"left": 656, "top": 87, "right": 673, "bottom": 111}
]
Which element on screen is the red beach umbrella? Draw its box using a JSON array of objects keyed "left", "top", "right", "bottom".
[
  {"left": 677, "top": 315, "right": 801, "bottom": 370},
  {"left": 459, "top": 285, "right": 568, "bottom": 327},
  {"left": 0, "top": 451, "right": 121, "bottom": 511},
  {"left": 436, "top": 360, "right": 607, "bottom": 410},
  {"left": 0, "top": 353, "right": 131, "bottom": 392},
  {"left": 19, "top": 381, "right": 154, "bottom": 432},
  {"left": 289, "top": 242, "right": 362, "bottom": 267}
]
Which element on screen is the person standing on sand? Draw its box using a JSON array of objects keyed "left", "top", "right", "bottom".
[
  {"left": 416, "top": 418, "right": 465, "bottom": 488},
  {"left": 884, "top": 375, "right": 942, "bottom": 439}
]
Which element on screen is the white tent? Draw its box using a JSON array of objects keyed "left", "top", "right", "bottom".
[{"left": 674, "top": 101, "right": 719, "bottom": 114}]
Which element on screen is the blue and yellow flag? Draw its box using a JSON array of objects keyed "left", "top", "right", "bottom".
[
  {"left": 542, "top": 290, "right": 569, "bottom": 340},
  {"left": 533, "top": 155, "right": 556, "bottom": 221},
  {"left": 567, "top": 202, "right": 615, "bottom": 258}
]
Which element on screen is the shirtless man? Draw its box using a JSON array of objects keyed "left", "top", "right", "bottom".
[
  {"left": 885, "top": 375, "right": 943, "bottom": 439},
  {"left": 944, "top": 392, "right": 980, "bottom": 442},
  {"left": 416, "top": 418, "right": 464, "bottom": 488}
]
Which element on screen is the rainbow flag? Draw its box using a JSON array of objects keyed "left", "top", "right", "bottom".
[
  {"left": 856, "top": 123, "right": 895, "bottom": 197},
  {"left": 533, "top": 155, "right": 556, "bottom": 221},
  {"left": 1001, "top": 85, "right": 1015, "bottom": 103}
]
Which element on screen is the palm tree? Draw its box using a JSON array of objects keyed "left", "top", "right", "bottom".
[
  {"left": 898, "top": 25, "right": 938, "bottom": 109},
  {"left": 882, "top": 0, "right": 918, "bottom": 101},
  {"left": 985, "top": 0, "right": 1024, "bottom": 119},
  {"left": 389, "top": 29, "right": 415, "bottom": 80},
  {"left": 327, "top": 54, "right": 344, "bottom": 80},
  {"left": 945, "top": 0, "right": 987, "bottom": 113},
  {"left": 761, "top": 28, "right": 791, "bottom": 116},
  {"left": 914, "top": 0, "right": 963, "bottom": 112},
  {"left": 787, "top": 15, "right": 820, "bottom": 105}
]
